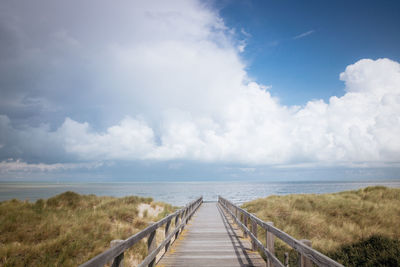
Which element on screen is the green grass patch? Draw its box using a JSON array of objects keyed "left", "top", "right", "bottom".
[{"left": 328, "top": 235, "right": 400, "bottom": 267}]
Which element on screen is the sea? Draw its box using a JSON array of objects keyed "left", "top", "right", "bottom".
[{"left": 1, "top": 180, "right": 400, "bottom": 206}]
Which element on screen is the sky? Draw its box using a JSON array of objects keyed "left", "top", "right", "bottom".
[{"left": 0, "top": 0, "right": 400, "bottom": 181}]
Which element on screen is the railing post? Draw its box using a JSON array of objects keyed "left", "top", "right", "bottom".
[
  {"left": 189, "top": 203, "right": 194, "bottom": 220},
  {"left": 110, "top": 240, "right": 124, "bottom": 267},
  {"left": 180, "top": 209, "right": 185, "bottom": 230},
  {"left": 174, "top": 214, "right": 180, "bottom": 240},
  {"left": 299, "top": 239, "right": 312, "bottom": 267},
  {"left": 266, "top": 222, "right": 275, "bottom": 267},
  {"left": 165, "top": 219, "right": 172, "bottom": 252},
  {"left": 183, "top": 208, "right": 188, "bottom": 226},
  {"left": 243, "top": 214, "right": 248, "bottom": 238},
  {"left": 147, "top": 223, "right": 157, "bottom": 267},
  {"left": 284, "top": 252, "right": 289, "bottom": 267},
  {"left": 251, "top": 218, "right": 258, "bottom": 250},
  {"left": 186, "top": 206, "right": 191, "bottom": 225}
]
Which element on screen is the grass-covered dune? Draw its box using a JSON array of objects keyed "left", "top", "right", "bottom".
[
  {"left": 0, "top": 191, "right": 175, "bottom": 266},
  {"left": 242, "top": 186, "right": 400, "bottom": 266}
]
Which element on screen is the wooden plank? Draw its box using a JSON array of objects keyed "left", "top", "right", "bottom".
[{"left": 157, "top": 202, "right": 266, "bottom": 267}]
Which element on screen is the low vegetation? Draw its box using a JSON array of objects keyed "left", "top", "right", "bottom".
[
  {"left": 242, "top": 186, "right": 400, "bottom": 266},
  {"left": 0, "top": 191, "right": 175, "bottom": 266}
]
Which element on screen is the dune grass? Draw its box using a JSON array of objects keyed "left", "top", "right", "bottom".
[
  {"left": 242, "top": 186, "right": 400, "bottom": 266},
  {"left": 0, "top": 191, "right": 175, "bottom": 266}
]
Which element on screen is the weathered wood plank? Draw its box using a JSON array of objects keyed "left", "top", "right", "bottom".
[{"left": 157, "top": 202, "right": 266, "bottom": 267}]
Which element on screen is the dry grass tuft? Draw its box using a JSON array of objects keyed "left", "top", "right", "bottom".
[
  {"left": 242, "top": 186, "right": 400, "bottom": 265},
  {"left": 0, "top": 191, "right": 175, "bottom": 266}
]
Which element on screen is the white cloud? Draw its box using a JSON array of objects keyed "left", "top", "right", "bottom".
[
  {"left": 237, "top": 40, "right": 246, "bottom": 52},
  {"left": 241, "top": 28, "right": 252, "bottom": 38},
  {"left": 53, "top": 58, "right": 400, "bottom": 167},
  {"left": 58, "top": 117, "right": 157, "bottom": 160},
  {"left": 293, "top": 30, "right": 315, "bottom": 40}
]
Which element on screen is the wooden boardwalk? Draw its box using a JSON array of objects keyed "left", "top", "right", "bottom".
[
  {"left": 81, "top": 197, "right": 343, "bottom": 267},
  {"left": 157, "top": 202, "right": 265, "bottom": 267}
]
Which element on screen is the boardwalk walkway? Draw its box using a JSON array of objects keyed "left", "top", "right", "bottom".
[{"left": 157, "top": 202, "right": 265, "bottom": 267}]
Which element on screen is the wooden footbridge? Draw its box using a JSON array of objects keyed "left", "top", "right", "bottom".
[{"left": 80, "top": 197, "right": 344, "bottom": 267}]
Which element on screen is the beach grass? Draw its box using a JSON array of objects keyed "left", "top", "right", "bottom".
[
  {"left": 0, "top": 191, "right": 175, "bottom": 266},
  {"left": 242, "top": 186, "right": 400, "bottom": 266},
  {"left": 2, "top": 186, "right": 399, "bottom": 266}
]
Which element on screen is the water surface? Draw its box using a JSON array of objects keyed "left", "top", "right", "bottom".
[{"left": 1, "top": 180, "right": 400, "bottom": 206}]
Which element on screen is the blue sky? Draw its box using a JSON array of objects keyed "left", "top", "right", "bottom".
[
  {"left": 219, "top": 0, "right": 400, "bottom": 105},
  {"left": 0, "top": 0, "right": 400, "bottom": 181}
]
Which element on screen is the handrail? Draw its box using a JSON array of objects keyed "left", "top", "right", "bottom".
[
  {"left": 218, "top": 196, "right": 344, "bottom": 267},
  {"left": 80, "top": 196, "right": 203, "bottom": 267}
]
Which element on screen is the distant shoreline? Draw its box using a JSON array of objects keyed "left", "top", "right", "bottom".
[
  {"left": 1, "top": 180, "right": 400, "bottom": 206},
  {"left": 1, "top": 178, "right": 400, "bottom": 183}
]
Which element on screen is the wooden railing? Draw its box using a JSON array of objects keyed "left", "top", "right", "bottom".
[
  {"left": 80, "top": 196, "right": 203, "bottom": 267},
  {"left": 218, "top": 196, "right": 344, "bottom": 267}
]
